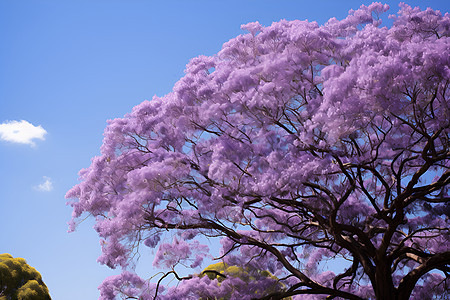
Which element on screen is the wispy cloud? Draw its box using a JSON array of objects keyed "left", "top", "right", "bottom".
[
  {"left": 0, "top": 120, "right": 47, "bottom": 146},
  {"left": 35, "top": 176, "right": 53, "bottom": 192}
]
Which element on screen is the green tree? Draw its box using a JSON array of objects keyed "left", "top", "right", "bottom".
[
  {"left": 199, "top": 262, "right": 292, "bottom": 300},
  {"left": 0, "top": 254, "right": 51, "bottom": 300}
]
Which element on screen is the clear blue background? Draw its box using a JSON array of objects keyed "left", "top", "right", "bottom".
[{"left": 1, "top": 1, "right": 448, "bottom": 299}]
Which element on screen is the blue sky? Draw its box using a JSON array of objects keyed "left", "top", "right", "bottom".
[{"left": 0, "top": 1, "right": 448, "bottom": 299}]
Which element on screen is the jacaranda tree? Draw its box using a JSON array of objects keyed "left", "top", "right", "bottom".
[{"left": 66, "top": 3, "right": 449, "bottom": 299}]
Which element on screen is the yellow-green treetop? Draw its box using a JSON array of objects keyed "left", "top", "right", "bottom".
[
  {"left": 0, "top": 254, "right": 51, "bottom": 300},
  {"left": 198, "top": 262, "right": 292, "bottom": 299}
]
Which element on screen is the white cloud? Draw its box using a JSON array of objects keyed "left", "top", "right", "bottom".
[
  {"left": 36, "top": 176, "right": 53, "bottom": 192},
  {"left": 0, "top": 120, "right": 47, "bottom": 146}
]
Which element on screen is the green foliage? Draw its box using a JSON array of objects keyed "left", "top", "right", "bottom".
[
  {"left": 0, "top": 254, "right": 51, "bottom": 300},
  {"left": 200, "top": 262, "right": 292, "bottom": 299},
  {"left": 202, "top": 262, "right": 272, "bottom": 282}
]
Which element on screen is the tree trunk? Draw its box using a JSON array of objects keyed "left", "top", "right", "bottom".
[{"left": 374, "top": 261, "right": 397, "bottom": 300}]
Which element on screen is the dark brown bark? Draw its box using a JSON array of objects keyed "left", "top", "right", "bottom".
[
  {"left": 397, "top": 251, "right": 450, "bottom": 300},
  {"left": 374, "top": 259, "right": 396, "bottom": 300}
]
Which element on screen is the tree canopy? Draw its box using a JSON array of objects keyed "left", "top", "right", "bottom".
[
  {"left": 67, "top": 3, "right": 449, "bottom": 299},
  {"left": 196, "top": 262, "right": 290, "bottom": 299},
  {"left": 0, "top": 254, "right": 51, "bottom": 300}
]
